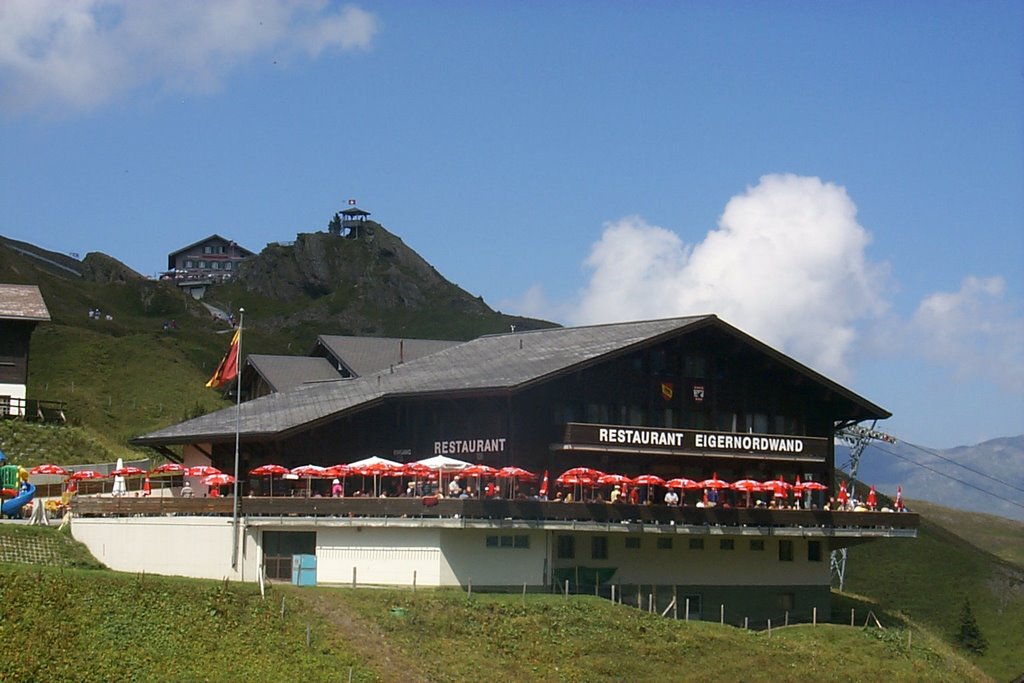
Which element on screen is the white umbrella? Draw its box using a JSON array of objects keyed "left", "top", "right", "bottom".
[
  {"left": 111, "top": 457, "right": 127, "bottom": 497},
  {"left": 416, "top": 455, "right": 472, "bottom": 496}
]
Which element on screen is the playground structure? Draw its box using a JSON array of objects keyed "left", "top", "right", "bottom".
[{"left": 1, "top": 463, "right": 36, "bottom": 517}]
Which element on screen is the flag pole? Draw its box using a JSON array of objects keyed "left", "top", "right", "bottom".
[{"left": 231, "top": 308, "right": 245, "bottom": 570}]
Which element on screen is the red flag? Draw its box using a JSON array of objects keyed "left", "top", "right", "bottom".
[
  {"left": 206, "top": 328, "right": 240, "bottom": 388},
  {"left": 539, "top": 470, "right": 549, "bottom": 497}
]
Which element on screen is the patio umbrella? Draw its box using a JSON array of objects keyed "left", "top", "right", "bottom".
[
  {"left": 202, "top": 472, "right": 234, "bottom": 496},
  {"left": 837, "top": 480, "right": 849, "bottom": 509},
  {"left": 29, "top": 464, "right": 68, "bottom": 476},
  {"left": 111, "top": 458, "right": 127, "bottom": 496},
  {"left": 666, "top": 477, "right": 700, "bottom": 490},
  {"left": 186, "top": 465, "right": 221, "bottom": 477},
  {"left": 496, "top": 466, "right": 536, "bottom": 498},
  {"left": 632, "top": 474, "right": 666, "bottom": 503},
  {"left": 111, "top": 466, "right": 147, "bottom": 478},
  {"left": 597, "top": 473, "right": 633, "bottom": 486},
  {"left": 866, "top": 485, "right": 877, "bottom": 510},
  {"left": 699, "top": 473, "right": 729, "bottom": 506},
  {"left": 762, "top": 477, "right": 791, "bottom": 505},
  {"left": 291, "top": 465, "right": 328, "bottom": 495},
  {"left": 68, "top": 469, "right": 105, "bottom": 481},
  {"left": 150, "top": 463, "right": 186, "bottom": 475},
  {"left": 250, "top": 463, "right": 289, "bottom": 497},
  {"left": 348, "top": 456, "right": 402, "bottom": 495},
  {"left": 731, "top": 479, "right": 763, "bottom": 506}
]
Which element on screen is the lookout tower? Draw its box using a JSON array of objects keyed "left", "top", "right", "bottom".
[{"left": 328, "top": 201, "right": 373, "bottom": 239}]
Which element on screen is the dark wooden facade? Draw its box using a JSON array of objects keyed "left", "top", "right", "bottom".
[
  {"left": 206, "top": 324, "right": 870, "bottom": 489},
  {"left": 0, "top": 320, "right": 34, "bottom": 387}
]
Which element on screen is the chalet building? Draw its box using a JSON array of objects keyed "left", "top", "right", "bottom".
[
  {"left": 0, "top": 284, "right": 51, "bottom": 417},
  {"left": 94, "top": 315, "right": 917, "bottom": 623},
  {"left": 164, "top": 235, "right": 254, "bottom": 290}
]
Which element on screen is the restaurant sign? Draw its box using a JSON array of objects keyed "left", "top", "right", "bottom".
[
  {"left": 434, "top": 437, "right": 507, "bottom": 456},
  {"left": 561, "top": 423, "right": 828, "bottom": 461}
]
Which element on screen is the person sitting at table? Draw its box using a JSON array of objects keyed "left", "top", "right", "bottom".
[{"left": 180, "top": 481, "right": 194, "bottom": 498}]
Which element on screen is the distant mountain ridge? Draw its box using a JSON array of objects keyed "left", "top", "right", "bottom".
[{"left": 848, "top": 434, "right": 1024, "bottom": 521}]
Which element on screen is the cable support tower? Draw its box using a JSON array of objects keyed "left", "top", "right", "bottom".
[{"left": 830, "top": 420, "right": 897, "bottom": 592}]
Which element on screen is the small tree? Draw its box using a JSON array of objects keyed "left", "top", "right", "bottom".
[{"left": 956, "top": 597, "right": 988, "bottom": 654}]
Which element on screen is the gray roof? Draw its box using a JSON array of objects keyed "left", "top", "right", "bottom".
[
  {"left": 133, "top": 315, "right": 889, "bottom": 446},
  {"left": 0, "top": 284, "right": 51, "bottom": 322},
  {"left": 246, "top": 354, "right": 342, "bottom": 392},
  {"left": 316, "top": 335, "right": 460, "bottom": 377}
]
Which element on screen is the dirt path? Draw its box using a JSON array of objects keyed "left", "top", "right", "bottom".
[{"left": 290, "top": 587, "right": 433, "bottom": 683}]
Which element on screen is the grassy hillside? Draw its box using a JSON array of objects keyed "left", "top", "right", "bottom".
[
  {"left": 906, "top": 499, "right": 1024, "bottom": 567},
  {"left": 0, "top": 557, "right": 988, "bottom": 682},
  {"left": 844, "top": 514, "right": 1024, "bottom": 681}
]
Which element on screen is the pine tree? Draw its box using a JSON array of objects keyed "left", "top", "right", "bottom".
[{"left": 956, "top": 597, "right": 988, "bottom": 654}]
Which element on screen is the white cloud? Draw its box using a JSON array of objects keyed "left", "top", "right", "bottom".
[
  {"left": 571, "top": 174, "right": 890, "bottom": 380},
  {"left": 0, "top": 0, "right": 379, "bottom": 115},
  {"left": 908, "top": 276, "right": 1024, "bottom": 393}
]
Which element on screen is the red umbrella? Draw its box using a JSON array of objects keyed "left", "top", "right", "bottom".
[
  {"left": 29, "top": 464, "right": 68, "bottom": 476},
  {"left": 201, "top": 473, "right": 235, "bottom": 486},
  {"left": 325, "top": 464, "right": 352, "bottom": 478},
  {"left": 111, "top": 466, "right": 147, "bottom": 478},
  {"left": 597, "top": 473, "right": 633, "bottom": 486},
  {"left": 291, "top": 465, "right": 328, "bottom": 477},
  {"left": 867, "top": 485, "right": 877, "bottom": 510},
  {"left": 68, "top": 469, "right": 106, "bottom": 481},
  {"left": 150, "top": 463, "right": 186, "bottom": 475},
  {"left": 632, "top": 474, "right": 666, "bottom": 504},
  {"left": 559, "top": 467, "right": 605, "bottom": 483},
  {"left": 666, "top": 477, "right": 700, "bottom": 490},
  {"left": 796, "top": 481, "right": 828, "bottom": 491},
  {"left": 462, "top": 464, "right": 497, "bottom": 477},
  {"left": 250, "top": 464, "right": 289, "bottom": 476},
  {"left": 496, "top": 466, "right": 535, "bottom": 480},
  {"left": 187, "top": 465, "right": 221, "bottom": 477},
  {"left": 699, "top": 474, "right": 730, "bottom": 489},
  {"left": 731, "top": 479, "right": 763, "bottom": 506},
  {"left": 837, "top": 480, "right": 849, "bottom": 508},
  {"left": 496, "top": 466, "right": 536, "bottom": 498}
]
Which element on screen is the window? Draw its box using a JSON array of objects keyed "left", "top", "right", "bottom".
[
  {"left": 625, "top": 537, "right": 641, "bottom": 550},
  {"left": 224, "top": 261, "right": 232, "bottom": 270},
  {"left": 719, "top": 539, "right": 735, "bottom": 551},
  {"left": 808, "top": 540, "right": 822, "bottom": 562},
  {"left": 657, "top": 537, "right": 673, "bottom": 550},
  {"left": 211, "top": 262, "right": 220, "bottom": 269},
  {"left": 556, "top": 535, "right": 575, "bottom": 559},
  {"left": 591, "top": 536, "right": 608, "bottom": 560},
  {"left": 185, "top": 260, "right": 194, "bottom": 268},
  {"left": 688, "top": 538, "right": 704, "bottom": 550},
  {"left": 486, "top": 534, "right": 530, "bottom": 549},
  {"left": 750, "top": 539, "right": 765, "bottom": 552},
  {"left": 778, "top": 540, "right": 794, "bottom": 562},
  {"left": 203, "top": 246, "right": 212, "bottom": 254}
]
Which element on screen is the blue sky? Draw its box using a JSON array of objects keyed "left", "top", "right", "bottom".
[{"left": 1, "top": 1, "right": 1021, "bottom": 450}]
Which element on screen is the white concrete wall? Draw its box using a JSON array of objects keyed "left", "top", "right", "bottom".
[
  {"left": 555, "top": 532, "right": 831, "bottom": 587},
  {"left": 439, "top": 529, "right": 547, "bottom": 587},
  {"left": 315, "top": 527, "right": 444, "bottom": 586},
  {"left": 72, "top": 517, "right": 259, "bottom": 582},
  {"left": 0, "top": 383, "right": 26, "bottom": 417}
]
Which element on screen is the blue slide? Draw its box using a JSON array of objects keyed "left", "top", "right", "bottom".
[{"left": 2, "top": 482, "right": 35, "bottom": 517}]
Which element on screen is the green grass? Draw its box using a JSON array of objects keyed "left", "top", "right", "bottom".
[
  {"left": 906, "top": 500, "right": 1024, "bottom": 568},
  {"left": 845, "top": 516, "right": 1024, "bottom": 681}
]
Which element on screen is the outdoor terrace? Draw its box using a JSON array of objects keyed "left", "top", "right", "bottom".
[{"left": 70, "top": 496, "right": 919, "bottom": 538}]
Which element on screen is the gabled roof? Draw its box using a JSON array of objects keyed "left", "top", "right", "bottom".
[
  {"left": 132, "top": 315, "right": 890, "bottom": 447},
  {"left": 245, "top": 355, "right": 341, "bottom": 393},
  {"left": 0, "top": 284, "right": 51, "bottom": 322},
  {"left": 315, "top": 335, "right": 461, "bottom": 377},
  {"left": 167, "top": 234, "right": 254, "bottom": 263}
]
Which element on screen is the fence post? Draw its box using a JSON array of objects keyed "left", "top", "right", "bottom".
[
  {"left": 352, "top": 567, "right": 357, "bottom": 588},
  {"left": 413, "top": 570, "right": 417, "bottom": 592},
  {"left": 648, "top": 594, "right": 654, "bottom": 613},
  {"left": 685, "top": 598, "right": 690, "bottom": 622},
  {"left": 637, "top": 586, "right": 642, "bottom": 609},
  {"left": 768, "top": 618, "right": 772, "bottom": 637},
  {"left": 468, "top": 578, "right": 472, "bottom": 597},
  {"left": 564, "top": 579, "right": 570, "bottom": 598},
  {"left": 785, "top": 610, "right": 789, "bottom": 627},
  {"left": 595, "top": 575, "right": 599, "bottom": 596},
  {"left": 851, "top": 608, "right": 855, "bottom": 627},
  {"left": 673, "top": 586, "right": 678, "bottom": 620},
  {"left": 611, "top": 585, "right": 616, "bottom": 604},
  {"left": 813, "top": 606, "right": 817, "bottom": 626},
  {"left": 744, "top": 617, "right": 748, "bottom": 630},
  {"left": 720, "top": 604, "right": 724, "bottom": 624}
]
